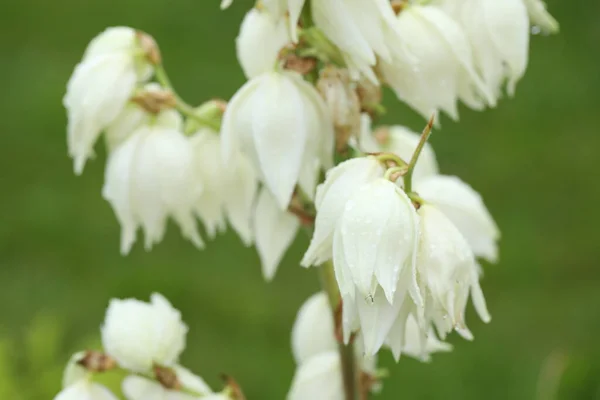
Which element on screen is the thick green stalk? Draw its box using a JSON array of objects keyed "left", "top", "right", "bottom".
[{"left": 318, "top": 261, "right": 357, "bottom": 400}]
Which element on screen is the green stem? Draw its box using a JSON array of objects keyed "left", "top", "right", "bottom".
[
  {"left": 404, "top": 115, "right": 434, "bottom": 193},
  {"left": 375, "top": 153, "right": 408, "bottom": 168},
  {"left": 154, "top": 64, "right": 221, "bottom": 131},
  {"left": 318, "top": 261, "right": 357, "bottom": 400}
]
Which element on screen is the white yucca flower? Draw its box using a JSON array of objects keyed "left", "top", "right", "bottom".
[
  {"left": 291, "top": 292, "right": 337, "bottom": 364},
  {"left": 441, "top": 0, "right": 530, "bottom": 99},
  {"left": 253, "top": 188, "right": 299, "bottom": 280},
  {"left": 359, "top": 118, "right": 439, "bottom": 184},
  {"left": 386, "top": 313, "right": 452, "bottom": 362},
  {"left": 103, "top": 110, "right": 202, "bottom": 254},
  {"left": 333, "top": 178, "right": 421, "bottom": 355},
  {"left": 380, "top": 5, "right": 494, "bottom": 119},
  {"left": 54, "top": 353, "right": 118, "bottom": 400},
  {"left": 311, "top": 0, "right": 400, "bottom": 82},
  {"left": 221, "top": 70, "right": 334, "bottom": 209},
  {"left": 236, "top": 8, "right": 290, "bottom": 78},
  {"left": 223, "top": 0, "right": 305, "bottom": 42},
  {"left": 301, "top": 157, "right": 384, "bottom": 267},
  {"left": 101, "top": 293, "right": 188, "bottom": 373},
  {"left": 416, "top": 175, "right": 500, "bottom": 263},
  {"left": 64, "top": 27, "right": 153, "bottom": 174},
  {"left": 523, "top": 0, "right": 559, "bottom": 34},
  {"left": 417, "top": 205, "right": 491, "bottom": 340},
  {"left": 122, "top": 366, "right": 219, "bottom": 400},
  {"left": 288, "top": 351, "right": 344, "bottom": 400}
]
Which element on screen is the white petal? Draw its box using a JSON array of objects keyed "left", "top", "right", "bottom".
[
  {"left": 301, "top": 157, "right": 383, "bottom": 267},
  {"left": 524, "top": 0, "right": 559, "bottom": 34},
  {"left": 220, "top": 0, "right": 233, "bottom": 9},
  {"left": 55, "top": 380, "right": 118, "bottom": 400},
  {"left": 236, "top": 8, "right": 290, "bottom": 78},
  {"left": 355, "top": 289, "right": 403, "bottom": 356},
  {"left": 173, "top": 365, "right": 213, "bottom": 395},
  {"left": 291, "top": 292, "right": 337, "bottom": 364},
  {"left": 251, "top": 72, "right": 307, "bottom": 208},
  {"left": 415, "top": 175, "right": 500, "bottom": 262},
  {"left": 288, "top": 0, "right": 308, "bottom": 42},
  {"left": 287, "top": 352, "right": 344, "bottom": 400},
  {"left": 253, "top": 187, "right": 300, "bottom": 280}
]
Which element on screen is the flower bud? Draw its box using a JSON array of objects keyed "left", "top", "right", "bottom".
[
  {"left": 301, "top": 157, "right": 384, "bottom": 267},
  {"left": 64, "top": 27, "right": 154, "bottom": 174},
  {"left": 102, "top": 110, "right": 202, "bottom": 254},
  {"left": 221, "top": 71, "right": 333, "bottom": 209},
  {"left": 380, "top": 5, "right": 494, "bottom": 120},
  {"left": 317, "top": 67, "right": 362, "bottom": 152},
  {"left": 101, "top": 293, "right": 188, "bottom": 373},
  {"left": 236, "top": 8, "right": 290, "bottom": 78},
  {"left": 415, "top": 175, "right": 500, "bottom": 262}
]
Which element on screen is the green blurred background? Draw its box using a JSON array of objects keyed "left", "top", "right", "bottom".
[{"left": 1, "top": 0, "right": 598, "bottom": 399}]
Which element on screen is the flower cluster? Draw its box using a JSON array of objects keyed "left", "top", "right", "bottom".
[
  {"left": 62, "top": 0, "right": 558, "bottom": 398},
  {"left": 54, "top": 294, "right": 235, "bottom": 400}
]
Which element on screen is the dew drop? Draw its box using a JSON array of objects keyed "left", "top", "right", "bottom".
[{"left": 531, "top": 26, "right": 541, "bottom": 35}]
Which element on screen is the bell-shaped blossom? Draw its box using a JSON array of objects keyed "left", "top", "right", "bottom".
[
  {"left": 221, "top": 70, "right": 333, "bottom": 209},
  {"left": 416, "top": 175, "right": 500, "bottom": 263},
  {"left": 54, "top": 353, "right": 118, "bottom": 400},
  {"left": 288, "top": 351, "right": 343, "bottom": 400},
  {"left": 417, "top": 205, "right": 491, "bottom": 340},
  {"left": 64, "top": 27, "right": 153, "bottom": 174},
  {"left": 253, "top": 187, "right": 299, "bottom": 280},
  {"left": 311, "top": 0, "right": 400, "bottom": 82},
  {"left": 122, "top": 366, "right": 218, "bottom": 400},
  {"left": 301, "top": 157, "right": 384, "bottom": 267},
  {"left": 523, "top": 0, "right": 559, "bottom": 34},
  {"left": 291, "top": 292, "right": 337, "bottom": 364},
  {"left": 359, "top": 119, "right": 439, "bottom": 184},
  {"left": 101, "top": 293, "right": 188, "bottom": 373},
  {"left": 333, "top": 178, "right": 421, "bottom": 355},
  {"left": 236, "top": 8, "right": 290, "bottom": 78},
  {"left": 103, "top": 110, "right": 202, "bottom": 254},
  {"left": 380, "top": 5, "right": 494, "bottom": 119},
  {"left": 442, "top": 0, "right": 530, "bottom": 99},
  {"left": 385, "top": 312, "right": 452, "bottom": 362}
]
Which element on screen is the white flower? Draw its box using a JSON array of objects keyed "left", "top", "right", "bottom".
[
  {"left": 102, "top": 110, "right": 202, "bottom": 254},
  {"left": 444, "top": 0, "right": 530, "bottom": 98},
  {"left": 417, "top": 205, "right": 491, "bottom": 340},
  {"left": 64, "top": 27, "right": 153, "bottom": 174},
  {"left": 311, "top": 0, "right": 399, "bottom": 82},
  {"left": 386, "top": 313, "right": 452, "bottom": 362},
  {"left": 416, "top": 175, "right": 500, "bottom": 263},
  {"left": 122, "top": 366, "right": 214, "bottom": 400},
  {"left": 301, "top": 157, "right": 384, "bottom": 267},
  {"left": 287, "top": 351, "right": 344, "bottom": 400},
  {"left": 253, "top": 188, "right": 299, "bottom": 280},
  {"left": 523, "top": 0, "right": 559, "bottom": 34},
  {"left": 291, "top": 292, "right": 337, "bottom": 364},
  {"left": 380, "top": 5, "right": 494, "bottom": 119},
  {"left": 333, "top": 178, "right": 421, "bottom": 355},
  {"left": 54, "top": 353, "right": 118, "bottom": 400},
  {"left": 101, "top": 293, "right": 188, "bottom": 373},
  {"left": 236, "top": 8, "right": 290, "bottom": 78},
  {"left": 221, "top": 70, "right": 333, "bottom": 209},
  {"left": 359, "top": 120, "right": 439, "bottom": 184}
]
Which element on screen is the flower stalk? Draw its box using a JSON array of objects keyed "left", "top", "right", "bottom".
[{"left": 404, "top": 115, "right": 435, "bottom": 193}]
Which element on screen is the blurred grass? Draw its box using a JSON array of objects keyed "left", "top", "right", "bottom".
[{"left": 0, "top": 0, "right": 599, "bottom": 399}]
